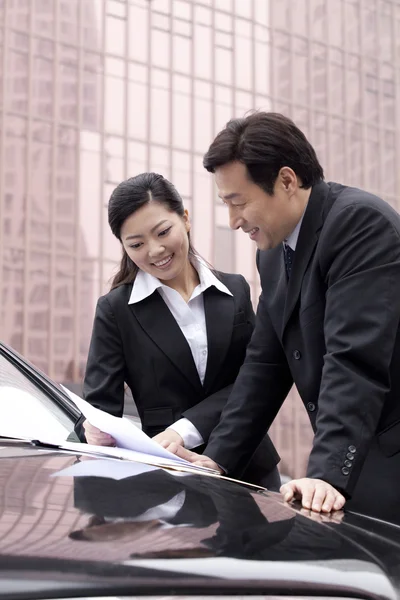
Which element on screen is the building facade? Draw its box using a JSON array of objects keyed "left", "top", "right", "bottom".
[{"left": 1, "top": 0, "right": 399, "bottom": 476}]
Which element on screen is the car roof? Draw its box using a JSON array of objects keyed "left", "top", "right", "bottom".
[{"left": 0, "top": 441, "right": 399, "bottom": 600}]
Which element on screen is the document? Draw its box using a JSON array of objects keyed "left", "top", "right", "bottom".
[{"left": 61, "top": 386, "right": 218, "bottom": 474}]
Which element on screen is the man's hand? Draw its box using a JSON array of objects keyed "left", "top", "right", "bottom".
[
  {"left": 83, "top": 420, "right": 116, "bottom": 446},
  {"left": 280, "top": 478, "right": 346, "bottom": 513},
  {"left": 159, "top": 442, "right": 223, "bottom": 474},
  {"left": 152, "top": 429, "right": 184, "bottom": 447}
]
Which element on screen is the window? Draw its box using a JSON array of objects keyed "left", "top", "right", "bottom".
[
  {"left": 214, "top": 227, "right": 235, "bottom": 272},
  {"left": 173, "top": 34, "right": 191, "bottom": 74},
  {"left": 0, "top": 352, "right": 75, "bottom": 441},
  {"left": 128, "top": 5, "right": 149, "bottom": 63},
  {"left": 106, "top": 15, "right": 126, "bottom": 56},
  {"left": 128, "top": 82, "right": 148, "bottom": 140}
]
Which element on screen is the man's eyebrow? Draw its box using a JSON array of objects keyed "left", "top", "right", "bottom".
[{"left": 218, "top": 193, "right": 241, "bottom": 201}]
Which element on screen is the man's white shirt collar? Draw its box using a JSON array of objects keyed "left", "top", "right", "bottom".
[
  {"left": 128, "top": 258, "right": 232, "bottom": 305},
  {"left": 284, "top": 207, "right": 307, "bottom": 251}
]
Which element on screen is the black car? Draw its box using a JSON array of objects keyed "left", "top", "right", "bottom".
[{"left": 1, "top": 341, "right": 400, "bottom": 600}]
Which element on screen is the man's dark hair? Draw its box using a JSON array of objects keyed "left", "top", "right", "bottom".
[{"left": 203, "top": 112, "right": 324, "bottom": 195}]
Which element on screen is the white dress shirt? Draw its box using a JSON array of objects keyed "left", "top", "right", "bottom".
[
  {"left": 284, "top": 211, "right": 305, "bottom": 251},
  {"left": 128, "top": 259, "right": 233, "bottom": 449}
]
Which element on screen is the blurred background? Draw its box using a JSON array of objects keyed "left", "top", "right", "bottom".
[{"left": 0, "top": 0, "right": 399, "bottom": 478}]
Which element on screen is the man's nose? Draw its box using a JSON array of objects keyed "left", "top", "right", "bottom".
[{"left": 229, "top": 207, "right": 242, "bottom": 230}]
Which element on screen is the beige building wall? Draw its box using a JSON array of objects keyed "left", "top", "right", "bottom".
[{"left": 1, "top": 0, "right": 400, "bottom": 477}]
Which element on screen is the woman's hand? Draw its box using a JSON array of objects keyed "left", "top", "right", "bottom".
[
  {"left": 152, "top": 428, "right": 184, "bottom": 447},
  {"left": 83, "top": 420, "right": 116, "bottom": 446}
]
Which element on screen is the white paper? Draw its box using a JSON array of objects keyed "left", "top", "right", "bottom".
[
  {"left": 53, "top": 458, "right": 158, "bottom": 479},
  {"left": 61, "top": 386, "right": 218, "bottom": 474},
  {"left": 52, "top": 458, "right": 191, "bottom": 480}
]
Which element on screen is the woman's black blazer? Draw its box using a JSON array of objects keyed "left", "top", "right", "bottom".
[{"left": 79, "top": 271, "right": 280, "bottom": 482}]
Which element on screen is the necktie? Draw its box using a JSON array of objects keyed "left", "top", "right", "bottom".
[{"left": 283, "top": 243, "right": 295, "bottom": 278}]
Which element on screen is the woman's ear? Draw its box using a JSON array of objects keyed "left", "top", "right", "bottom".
[{"left": 183, "top": 209, "right": 191, "bottom": 232}]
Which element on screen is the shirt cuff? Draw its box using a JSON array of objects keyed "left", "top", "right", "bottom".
[{"left": 167, "top": 418, "right": 204, "bottom": 449}]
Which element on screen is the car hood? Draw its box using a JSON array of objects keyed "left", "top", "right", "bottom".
[{"left": 0, "top": 442, "right": 399, "bottom": 599}]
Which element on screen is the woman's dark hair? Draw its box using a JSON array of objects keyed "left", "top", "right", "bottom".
[
  {"left": 108, "top": 172, "right": 197, "bottom": 289},
  {"left": 203, "top": 111, "right": 324, "bottom": 194}
]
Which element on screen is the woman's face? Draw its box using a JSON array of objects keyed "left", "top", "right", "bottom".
[{"left": 120, "top": 201, "right": 191, "bottom": 282}]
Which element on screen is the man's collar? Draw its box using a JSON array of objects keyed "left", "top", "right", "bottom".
[
  {"left": 128, "top": 257, "right": 232, "bottom": 304},
  {"left": 284, "top": 205, "right": 308, "bottom": 251}
]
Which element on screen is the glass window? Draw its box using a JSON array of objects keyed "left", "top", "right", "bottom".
[
  {"left": 0, "top": 353, "right": 75, "bottom": 441},
  {"left": 105, "top": 76, "right": 125, "bottom": 135},
  {"left": 173, "top": 18, "right": 192, "bottom": 36},
  {"left": 215, "top": 0, "right": 233, "bottom": 12},
  {"left": 172, "top": 150, "right": 191, "bottom": 198},
  {"left": 329, "top": 62, "right": 344, "bottom": 116},
  {"left": 215, "top": 11, "right": 233, "bottom": 32},
  {"left": 344, "top": 2, "right": 360, "bottom": 53},
  {"left": 255, "top": 41, "right": 270, "bottom": 95},
  {"left": 106, "top": 15, "right": 126, "bottom": 56},
  {"left": 194, "top": 99, "right": 212, "bottom": 153},
  {"left": 173, "top": 93, "right": 191, "bottom": 149},
  {"left": 379, "top": 12, "right": 393, "bottom": 62},
  {"left": 173, "top": 34, "right": 191, "bottom": 74},
  {"left": 151, "top": 88, "right": 170, "bottom": 145},
  {"left": 215, "top": 102, "right": 233, "bottom": 134},
  {"left": 129, "top": 62, "right": 148, "bottom": 83},
  {"left": 194, "top": 79, "right": 212, "bottom": 100},
  {"left": 150, "top": 146, "right": 170, "bottom": 175},
  {"left": 195, "top": 5, "right": 212, "bottom": 26},
  {"left": 79, "top": 149, "right": 101, "bottom": 259},
  {"left": 152, "top": 12, "right": 170, "bottom": 30},
  {"left": 106, "top": 56, "right": 125, "bottom": 77},
  {"left": 254, "top": 0, "right": 269, "bottom": 26},
  {"left": 235, "top": 35, "right": 252, "bottom": 90},
  {"left": 151, "top": 0, "right": 171, "bottom": 14},
  {"left": 214, "top": 227, "right": 235, "bottom": 272},
  {"left": 128, "top": 82, "right": 148, "bottom": 140},
  {"left": 215, "top": 47, "right": 232, "bottom": 85},
  {"left": 128, "top": 5, "right": 149, "bottom": 63},
  {"left": 235, "top": 0, "right": 252, "bottom": 19},
  {"left": 128, "top": 140, "right": 147, "bottom": 176},
  {"left": 151, "top": 29, "right": 170, "bottom": 68},
  {"left": 194, "top": 24, "right": 212, "bottom": 79},
  {"left": 153, "top": 68, "right": 170, "bottom": 89},
  {"left": 173, "top": 74, "right": 191, "bottom": 94},
  {"left": 173, "top": 0, "right": 191, "bottom": 20}
]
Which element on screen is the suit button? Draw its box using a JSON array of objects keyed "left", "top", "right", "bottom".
[
  {"left": 344, "top": 460, "right": 352, "bottom": 468},
  {"left": 348, "top": 445, "right": 356, "bottom": 453},
  {"left": 341, "top": 467, "right": 350, "bottom": 475},
  {"left": 293, "top": 350, "right": 301, "bottom": 360},
  {"left": 346, "top": 453, "right": 354, "bottom": 460},
  {"left": 307, "top": 402, "right": 316, "bottom": 412}
]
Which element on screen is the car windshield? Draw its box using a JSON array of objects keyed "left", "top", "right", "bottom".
[{"left": 0, "top": 352, "right": 76, "bottom": 442}]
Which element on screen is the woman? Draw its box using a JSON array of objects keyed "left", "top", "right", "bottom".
[{"left": 79, "top": 172, "right": 280, "bottom": 488}]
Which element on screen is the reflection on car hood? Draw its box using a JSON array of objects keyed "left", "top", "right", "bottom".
[{"left": 0, "top": 442, "right": 399, "bottom": 600}]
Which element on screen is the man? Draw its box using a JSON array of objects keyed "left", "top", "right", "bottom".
[{"left": 163, "top": 112, "right": 400, "bottom": 523}]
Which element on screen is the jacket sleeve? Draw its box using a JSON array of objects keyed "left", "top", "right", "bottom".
[
  {"left": 75, "top": 296, "right": 126, "bottom": 441},
  {"left": 307, "top": 202, "right": 400, "bottom": 496},
  {"left": 203, "top": 276, "right": 293, "bottom": 476},
  {"left": 181, "top": 276, "right": 256, "bottom": 443}
]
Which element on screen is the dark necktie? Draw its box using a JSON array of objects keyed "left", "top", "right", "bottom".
[{"left": 283, "top": 243, "right": 295, "bottom": 278}]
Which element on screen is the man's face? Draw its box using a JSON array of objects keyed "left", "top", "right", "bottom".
[{"left": 215, "top": 161, "right": 300, "bottom": 251}]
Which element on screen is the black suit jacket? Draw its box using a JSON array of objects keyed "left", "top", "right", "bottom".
[
  {"left": 205, "top": 181, "right": 400, "bottom": 522},
  {"left": 79, "top": 271, "right": 280, "bottom": 483}
]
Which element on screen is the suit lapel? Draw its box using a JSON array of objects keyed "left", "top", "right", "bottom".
[
  {"left": 202, "top": 286, "right": 235, "bottom": 393},
  {"left": 262, "top": 246, "right": 288, "bottom": 337},
  {"left": 282, "top": 180, "right": 331, "bottom": 333},
  {"left": 129, "top": 291, "right": 203, "bottom": 394}
]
